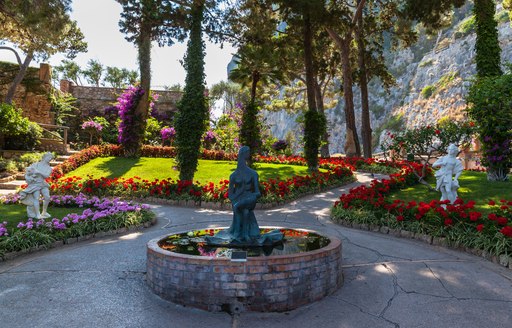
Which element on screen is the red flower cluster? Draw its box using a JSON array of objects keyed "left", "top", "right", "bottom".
[{"left": 334, "top": 161, "right": 512, "bottom": 239}]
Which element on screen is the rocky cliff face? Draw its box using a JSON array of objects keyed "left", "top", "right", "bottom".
[{"left": 265, "top": 3, "right": 512, "bottom": 155}]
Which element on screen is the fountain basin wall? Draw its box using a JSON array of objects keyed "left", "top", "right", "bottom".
[{"left": 146, "top": 229, "right": 343, "bottom": 312}]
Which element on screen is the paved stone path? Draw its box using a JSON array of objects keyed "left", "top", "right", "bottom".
[{"left": 1, "top": 173, "right": 511, "bottom": 328}]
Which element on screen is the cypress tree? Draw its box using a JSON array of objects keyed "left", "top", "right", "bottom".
[
  {"left": 175, "top": 1, "right": 207, "bottom": 181},
  {"left": 474, "top": 0, "right": 502, "bottom": 77}
]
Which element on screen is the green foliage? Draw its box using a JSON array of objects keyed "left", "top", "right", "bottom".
[
  {"left": 213, "top": 114, "right": 240, "bottom": 153},
  {"left": 239, "top": 102, "right": 262, "bottom": 164},
  {"left": 303, "top": 110, "right": 326, "bottom": 171},
  {"left": 49, "top": 89, "right": 79, "bottom": 126},
  {"left": 175, "top": 3, "right": 207, "bottom": 181},
  {"left": 0, "top": 0, "right": 87, "bottom": 60},
  {"left": 91, "top": 116, "right": 117, "bottom": 144},
  {"left": 5, "top": 121, "right": 43, "bottom": 151},
  {"left": 419, "top": 59, "right": 434, "bottom": 68},
  {"left": 103, "top": 67, "right": 139, "bottom": 89},
  {"left": 0, "top": 158, "right": 17, "bottom": 174},
  {"left": 14, "top": 152, "right": 46, "bottom": 171},
  {"left": 437, "top": 71, "right": 458, "bottom": 90},
  {"left": 370, "top": 105, "right": 386, "bottom": 118},
  {"left": 474, "top": 0, "right": 502, "bottom": 77},
  {"left": 494, "top": 9, "right": 509, "bottom": 24},
  {"left": 144, "top": 117, "right": 162, "bottom": 145},
  {"left": 0, "top": 103, "right": 42, "bottom": 150},
  {"left": 82, "top": 59, "right": 104, "bottom": 86},
  {"left": 455, "top": 15, "right": 476, "bottom": 37},
  {"left": 421, "top": 71, "right": 458, "bottom": 99},
  {"left": 403, "top": 0, "right": 465, "bottom": 30},
  {"left": 0, "top": 102, "right": 25, "bottom": 136},
  {"left": 467, "top": 73, "right": 512, "bottom": 181},
  {"left": 53, "top": 59, "right": 83, "bottom": 85},
  {"left": 0, "top": 152, "right": 45, "bottom": 174},
  {"left": 505, "top": 0, "right": 512, "bottom": 22},
  {"left": 421, "top": 85, "right": 436, "bottom": 98},
  {"left": 381, "top": 121, "right": 476, "bottom": 181},
  {"left": 382, "top": 113, "right": 405, "bottom": 132}
]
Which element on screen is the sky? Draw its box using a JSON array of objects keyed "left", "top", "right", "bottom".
[{"left": 0, "top": 0, "right": 237, "bottom": 89}]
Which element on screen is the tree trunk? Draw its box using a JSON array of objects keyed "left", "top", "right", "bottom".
[
  {"left": 355, "top": 6, "right": 372, "bottom": 159},
  {"left": 339, "top": 36, "right": 361, "bottom": 157},
  {"left": 250, "top": 70, "right": 260, "bottom": 104},
  {"left": 314, "top": 79, "right": 330, "bottom": 157},
  {"left": 326, "top": 28, "right": 361, "bottom": 157},
  {"left": 303, "top": 16, "right": 317, "bottom": 112},
  {"left": 5, "top": 50, "right": 33, "bottom": 104},
  {"left": 126, "top": 17, "right": 151, "bottom": 157},
  {"left": 303, "top": 12, "right": 321, "bottom": 171}
]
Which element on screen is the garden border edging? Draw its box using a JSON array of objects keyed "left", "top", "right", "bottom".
[
  {"left": 332, "top": 218, "right": 512, "bottom": 271},
  {"left": 0, "top": 217, "right": 157, "bottom": 262}
]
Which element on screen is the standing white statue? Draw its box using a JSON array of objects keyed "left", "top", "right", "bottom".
[
  {"left": 19, "top": 152, "right": 54, "bottom": 219},
  {"left": 432, "top": 144, "right": 463, "bottom": 204}
]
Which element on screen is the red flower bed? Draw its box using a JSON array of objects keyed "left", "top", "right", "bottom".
[
  {"left": 332, "top": 160, "right": 512, "bottom": 257},
  {"left": 48, "top": 145, "right": 360, "bottom": 204}
]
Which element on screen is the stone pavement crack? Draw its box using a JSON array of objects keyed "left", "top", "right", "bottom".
[
  {"left": 423, "top": 262, "right": 457, "bottom": 299},
  {"left": 378, "top": 263, "right": 401, "bottom": 328},
  {"left": 336, "top": 297, "right": 400, "bottom": 328}
]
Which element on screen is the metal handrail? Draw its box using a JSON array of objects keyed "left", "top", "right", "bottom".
[{"left": 36, "top": 123, "right": 69, "bottom": 150}]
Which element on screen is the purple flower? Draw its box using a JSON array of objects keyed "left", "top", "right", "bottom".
[
  {"left": 0, "top": 221, "right": 8, "bottom": 237},
  {"left": 203, "top": 130, "right": 217, "bottom": 142},
  {"left": 161, "top": 127, "right": 176, "bottom": 140},
  {"left": 81, "top": 120, "right": 103, "bottom": 132}
]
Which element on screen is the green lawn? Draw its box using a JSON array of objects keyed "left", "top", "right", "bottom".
[
  {"left": 0, "top": 205, "right": 81, "bottom": 229},
  {"left": 388, "top": 171, "right": 512, "bottom": 214},
  {"left": 63, "top": 157, "right": 324, "bottom": 183}
]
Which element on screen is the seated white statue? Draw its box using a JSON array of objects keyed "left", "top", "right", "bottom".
[
  {"left": 432, "top": 144, "right": 463, "bottom": 204},
  {"left": 19, "top": 152, "right": 54, "bottom": 219}
]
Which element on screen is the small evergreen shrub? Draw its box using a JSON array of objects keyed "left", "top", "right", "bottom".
[{"left": 421, "top": 85, "right": 436, "bottom": 99}]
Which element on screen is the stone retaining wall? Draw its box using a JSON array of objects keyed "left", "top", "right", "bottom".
[
  {"left": 60, "top": 80, "right": 182, "bottom": 118},
  {"left": 0, "top": 62, "right": 53, "bottom": 124},
  {"left": 146, "top": 229, "right": 343, "bottom": 312}
]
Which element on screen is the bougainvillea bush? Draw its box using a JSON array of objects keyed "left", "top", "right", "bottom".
[
  {"left": 0, "top": 194, "right": 154, "bottom": 256},
  {"left": 331, "top": 161, "right": 512, "bottom": 258}
]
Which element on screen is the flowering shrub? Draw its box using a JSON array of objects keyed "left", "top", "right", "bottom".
[
  {"left": 0, "top": 194, "right": 154, "bottom": 255},
  {"left": 381, "top": 121, "right": 475, "bottom": 185},
  {"left": 161, "top": 127, "right": 176, "bottom": 146},
  {"left": 117, "top": 86, "right": 145, "bottom": 148},
  {"left": 0, "top": 221, "right": 7, "bottom": 237},
  {"left": 81, "top": 120, "right": 103, "bottom": 145},
  {"left": 467, "top": 72, "right": 512, "bottom": 181},
  {"left": 116, "top": 86, "right": 159, "bottom": 156},
  {"left": 272, "top": 139, "right": 288, "bottom": 152},
  {"left": 202, "top": 129, "right": 217, "bottom": 150},
  {"left": 81, "top": 120, "right": 103, "bottom": 132},
  {"left": 332, "top": 161, "right": 512, "bottom": 257}
]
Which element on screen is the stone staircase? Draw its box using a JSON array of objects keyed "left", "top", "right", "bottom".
[{"left": 0, "top": 152, "right": 76, "bottom": 194}]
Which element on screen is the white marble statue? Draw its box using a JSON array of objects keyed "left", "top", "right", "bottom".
[
  {"left": 19, "top": 152, "right": 54, "bottom": 219},
  {"left": 432, "top": 144, "right": 463, "bottom": 204}
]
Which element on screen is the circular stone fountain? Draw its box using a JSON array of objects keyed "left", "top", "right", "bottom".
[{"left": 146, "top": 227, "right": 343, "bottom": 312}]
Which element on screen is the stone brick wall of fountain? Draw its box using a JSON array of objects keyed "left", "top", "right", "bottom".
[{"left": 146, "top": 231, "right": 343, "bottom": 312}]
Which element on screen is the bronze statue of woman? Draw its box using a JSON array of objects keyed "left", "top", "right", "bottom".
[
  {"left": 226, "top": 146, "right": 261, "bottom": 242},
  {"left": 205, "top": 146, "right": 283, "bottom": 247}
]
